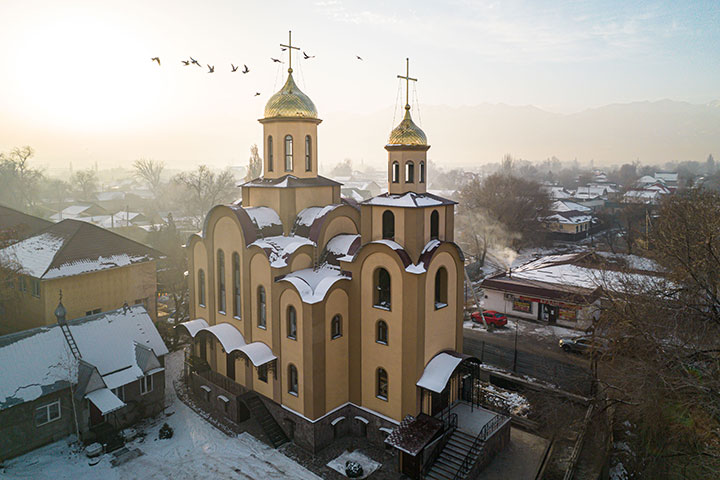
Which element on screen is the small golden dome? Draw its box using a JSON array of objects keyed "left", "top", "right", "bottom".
[
  {"left": 264, "top": 72, "right": 318, "bottom": 119},
  {"left": 388, "top": 108, "right": 427, "bottom": 146}
]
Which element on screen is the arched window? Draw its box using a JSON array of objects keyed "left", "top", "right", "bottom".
[
  {"left": 284, "top": 135, "right": 293, "bottom": 171},
  {"left": 305, "top": 135, "right": 312, "bottom": 171},
  {"left": 288, "top": 364, "right": 298, "bottom": 395},
  {"left": 331, "top": 314, "right": 342, "bottom": 339},
  {"left": 430, "top": 210, "right": 439, "bottom": 240},
  {"left": 435, "top": 267, "right": 448, "bottom": 309},
  {"left": 382, "top": 210, "right": 394, "bottom": 240},
  {"left": 257, "top": 286, "right": 266, "bottom": 329},
  {"left": 217, "top": 250, "right": 226, "bottom": 313},
  {"left": 419, "top": 161, "right": 425, "bottom": 183},
  {"left": 232, "top": 252, "right": 241, "bottom": 318},
  {"left": 267, "top": 136, "right": 274, "bottom": 171},
  {"left": 376, "top": 368, "right": 388, "bottom": 400},
  {"left": 198, "top": 269, "right": 206, "bottom": 307},
  {"left": 287, "top": 305, "right": 297, "bottom": 340},
  {"left": 376, "top": 320, "right": 388, "bottom": 345},
  {"left": 405, "top": 161, "right": 414, "bottom": 183},
  {"left": 374, "top": 268, "right": 391, "bottom": 309},
  {"left": 392, "top": 161, "right": 399, "bottom": 183}
]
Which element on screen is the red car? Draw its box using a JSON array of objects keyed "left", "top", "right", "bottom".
[{"left": 471, "top": 310, "right": 508, "bottom": 327}]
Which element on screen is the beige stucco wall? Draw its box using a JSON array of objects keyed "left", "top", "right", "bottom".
[
  {"left": 261, "top": 120, "right": 319, "bottom": 179},
  {"left": 193, "top": 241, "right": 209, "bottom": 322},
  {"left": 324, "top": 288, "right": 349, "bottom": 411},
  {"left": 212, "top": 217, "right": 244, "bottom": 331},
  {"left": 40, "top": 261, "right": 156, "bottom": 326},
  {"left": 423, "top": 252, "right": 458, "bottom": 363},
  {"left": 423, "top": 207, "right": 447, "bottom": 244},
  {"left": 249, "top": 253, "right": 274, "bottom": 400},
  {"left": 280, "top": 289, "right": 304, "bottom": 414},
  {"left": 386, "top": 149, "right": 428, "bottom": 195},
  {"left": 371, "top": 206, "right": 406, "bottom": 246},
  {"left": 359, "top": 251, "right": 404, "bottom": 421}
]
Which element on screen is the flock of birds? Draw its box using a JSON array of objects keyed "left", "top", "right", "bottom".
[{"left": 150, "top": 52, "right": 364, "bottom": 97}]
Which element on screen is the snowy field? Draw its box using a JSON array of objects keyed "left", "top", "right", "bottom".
[{"left": 1, "top": 351, "right": 320, "bottom": 480}]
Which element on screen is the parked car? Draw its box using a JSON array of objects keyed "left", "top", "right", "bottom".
[
  {"left": 559, "top": 336, "right": 609, "bottom": 354},
  {"left": 471, "top": 310, "right": 508, "bottom": 327}
]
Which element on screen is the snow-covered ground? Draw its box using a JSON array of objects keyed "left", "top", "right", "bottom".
[
  {"left": 464, "top": 317, "right": 580, "bottom": 340},
  {"left": 1, "top": 350, "right": 320, "bottom": 480}
]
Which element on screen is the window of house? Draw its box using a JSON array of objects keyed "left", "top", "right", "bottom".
[
  {"left": 19, "top": 276, "right": 26, "bottom": 293},
  {"left": 376, "top": 368, "right": 388, "bottom": 401},
  {"left": 284, "top": 135, "right": 293, "bottom": 171},
  {"left": 217, "top": 250, "right": 226, "bottom": 313},
  {"left": 430, "top": 210, "right": 439, "bottom": 240},
  {"left": 198, "top": 269, "right": 206, "bottom": 307},
  {"left": 258, "top": 364, "right": 268, "bottom": 383},
  {"left": 376, "top": 320, "right": 388, "bottom": 345},
  {"left": 419, "top": 161, "right": 425, "bottom": 183},
  {"left": 374, "top": 268, "right": 391, "bottom": 309},
  {"left": 382, "top": 210, "right": 394, "bottom": 240},
  {"left": 392, "top": 162, "right": 399, "bottom": 183},
  {"left": 85, "top": 308, "right": 101, "bottom": 316},
  {"left": 405, "top": 161, "right": 414, "bottom": 183},
  {"left": 305, "top": 135, "right": 312, "bottom": 171},
  {"left": 232, "top": 252, "right": 241, "bottom": 318},
  {"left": 287, "top": 305, "right": 297, "bottom": 340},
  {"left": 331, "top": 314, "right": 342, "bottom": 339},
  {"left": 288, "top": 364, "right": 298, "bottom": 396},
  {"left": 112, "top": 386, "right": 125, "bottom": 402},
  {"left": 140, "top": 374, "right": 153, "bottom": 395},
  {"left": 31, "top": 279, "right": 40, "bottom": 297},
  {"left": 35, "top": 400, "right": 61, "bottom": 426},
  {"left": 435, "top": 267, "right": 448, "bottom": 309},
  {"left": 257, "top": 286, "right": 266, "bottom": 329},
  {"left": 267, "top": 136, "right": 274, "bottom": 171}
]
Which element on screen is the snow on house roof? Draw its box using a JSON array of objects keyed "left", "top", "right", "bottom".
[
  {"left": 636, "top": 175, "right": 658, "bottom": 185},
  {"left": 244, "top": 207, "right": 282, "bottom": 229},
  {"left": 0, "top": 305, "right": 167, "bottom": 410},
  {"left": 249, "top": 235, "right": 315, "bottom": 268},
  {"left": 551, "top": 200, "right": 592, "bottom": 213},
  {"left": 278, "top": 264, "right": 351, "bottom": 304},
  {"left": 362, "top": 192, "right": 456, "bottom": 208},
  {"left": 85, "top": 387, "right": 125, "bottom": 415},
  {"left": 416, "top": 353, "right": 463, "bottom": 393},
  {"left": 545, "top": 213, "right": 593, "bottom": 225},
  {"left": 0, "top": 219, "right": 159, "bottom": 279},
  {"left": 543, "top": 186, "right": 572, "bottom": 200}
]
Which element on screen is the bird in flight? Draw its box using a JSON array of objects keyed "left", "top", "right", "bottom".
[
  {"left": 271, "top": 57, "right": 283, "bottom": 63},
  {"left": 281, "top": 47, "right": 287, "bottom": 51},
  {"left": 181, "top": 60, "right": 190, "bottom": 66},
  {"left": 356, "top": 55, "right": 363, "bottom": 61},
  {"left": 207, "top": 64, "right": 215, "bottom": 73},
  {"left": 231, "top": 64, "right": 239, "bottom": 72},
  {"left": 303, "top": 51, "right": 315, "bottom": 59},
  {"left": 190, "top": 57, "right": 201, "bottom": 67},
  {"left": 242, "top": 64, "right": 250, "bottom": 74},
  {"left": 151, "top": 57, "right": 161, "bottom": 66},
  {"left": 254, "top": 92, "right": 261, "bottom": 96}
]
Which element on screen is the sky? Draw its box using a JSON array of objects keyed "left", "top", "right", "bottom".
[{"left": 0, "top": 0, "right": 718, "bottom": 170}]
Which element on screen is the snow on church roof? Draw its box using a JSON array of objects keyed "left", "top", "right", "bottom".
[
  {"left": 295, "top": 205, "right": 338, "bottom": 227},
  {"left": 325, "top": 234, "right": 360, "bottom": 263},
  {"left": 249, "top": 235, "right": 315, "bottom": 268},
  {"left": 362, "top": 192, "right": 456, "bottom": 208},
  {"left": 244, "top": 207, "right": 283, "bottom": 229},
  {"left": 416, "top": 353, "right": 463, "bottom": 393},
  {"left": 278, "top": 264, "right": 351, "bottom": 304},
  {"left": 176, "top": 320, "right": 276, "bottom": 367}
]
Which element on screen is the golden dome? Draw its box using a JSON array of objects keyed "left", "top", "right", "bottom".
[
  {"left": 388, "top": 107, "right": 427, "bottom": 146},
  {"left": 264, "top": 72, "right": 318, "bottom": 119}
]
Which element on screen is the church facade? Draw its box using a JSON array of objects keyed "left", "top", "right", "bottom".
[{"left": 181, "top": 55, "right": 466, "bottom": 452}]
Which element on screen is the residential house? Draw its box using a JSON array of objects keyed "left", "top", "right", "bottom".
[
  {"left": 0, "top": 205, "right": 53, "bottom": 243},
  {"left": 0, "top": 304, "right": 168, "bottom": 461}
]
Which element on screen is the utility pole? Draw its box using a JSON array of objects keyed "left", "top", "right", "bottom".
[{"left": 513, "top": 317, "right": 519, "bottom": 372}]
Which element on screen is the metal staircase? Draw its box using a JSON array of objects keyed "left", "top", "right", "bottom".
[
  {"left": 424, "top": 429, "right": 478, "bottom": 480},
  {"left": 240, "top": 391, "right": 288, "bottom": 448}
]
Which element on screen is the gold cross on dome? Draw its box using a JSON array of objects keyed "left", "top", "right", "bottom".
[
  {"left": 397, "top": 57, "right": 417, "bottom": 110},
  {"left": 280, "top": 30, "right": 301, "bottom": 73}
]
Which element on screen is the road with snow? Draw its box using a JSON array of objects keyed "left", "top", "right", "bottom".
[{"left": 463, "top": 320, "right": 593, "bottom": 395}]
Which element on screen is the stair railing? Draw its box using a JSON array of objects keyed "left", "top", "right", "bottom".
[
  {"left": 421, "top": 412, "right": 458, "bottom": 479},
  {"left": 452, "top": 414, "right": 504, "bottom": 480}
]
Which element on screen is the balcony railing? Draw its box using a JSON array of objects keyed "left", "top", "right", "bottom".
[{"left": 195, "top": 367, "right": 246, "bottom": 397}]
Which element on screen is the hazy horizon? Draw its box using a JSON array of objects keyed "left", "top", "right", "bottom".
[{"left": 1, "top": 0, "right": 718, "bottom": 171}]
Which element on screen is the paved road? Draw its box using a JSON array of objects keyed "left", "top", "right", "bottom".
[{"left": 463, "top": 325, "right": 593, "bottom": 395}]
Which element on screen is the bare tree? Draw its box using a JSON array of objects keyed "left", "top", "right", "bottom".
[
  {"left": 133, "top": 158, "right": 165, "bottom": 198},
  {"left": 596, "top": 190, "right": 720, "bottom": 478},
  {"left": 71, "top": 169, "right": 98, "bottom": 202},
  {"left": 0, "top": 146, "right": 43, "bottom": 212},
  {"left": 173, "top": 165, "right": 237, "bottom": 228},
  {"left": 246, "top": 144, "right": 262, "bottom": 181}
]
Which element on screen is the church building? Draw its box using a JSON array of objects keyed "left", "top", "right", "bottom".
[{"left": 179, "top": 37, "right": 477, "bottom": 457}]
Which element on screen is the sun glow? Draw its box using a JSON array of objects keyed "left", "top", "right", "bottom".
[{"left": 6, "top": 10, "right": 170, "bottom": 132}]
